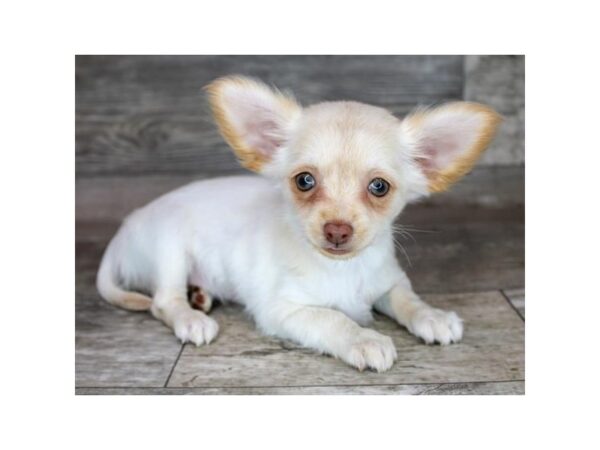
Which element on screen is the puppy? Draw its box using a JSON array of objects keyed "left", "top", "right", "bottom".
[{"left": 96, "top": 75, "right": 501, "bottom": 372}]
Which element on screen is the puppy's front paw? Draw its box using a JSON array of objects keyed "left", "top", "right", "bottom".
[
  {"left": 341, "top": 329, "right": 397, "bottom": 372},
  {"left": 408, "top": 308, "right": 463, "bottom": 345},
  {"left": 173, "top": 310, "right": 219, "bottom": 346}
]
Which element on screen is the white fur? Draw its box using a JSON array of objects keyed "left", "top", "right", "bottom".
[{"left": 96, "top": 76, "right": 499, "bottom": 372}]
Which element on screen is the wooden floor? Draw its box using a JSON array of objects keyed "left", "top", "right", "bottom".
[{"left": 75, "top": 166, "right": 525, "bottom": 395}]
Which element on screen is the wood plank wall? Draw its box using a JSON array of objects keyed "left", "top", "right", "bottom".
[{"left": 76, "top": 55, "right": 524, "bottom": 178}]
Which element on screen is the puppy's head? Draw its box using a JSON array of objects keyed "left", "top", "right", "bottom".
[{"left": 206, "top": 76, "right": 501, "bottom": 259}]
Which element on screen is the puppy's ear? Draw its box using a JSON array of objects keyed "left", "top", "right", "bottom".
[
  {"left": 401, "top": 102, "right": 502, "bottom": 193},
  {"left": 205, "top": 76, "right": 302, "bottom": 172}
]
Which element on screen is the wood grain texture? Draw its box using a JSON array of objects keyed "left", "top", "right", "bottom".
[
  {"left": 504, "top": 288, "right": 525, "bottom": 319},
  {"left": 76, "top": 381, "right": 524, "bottom": 395},
  {"left": 397, "top": 165, "right": 524, "bottom": 293},
  {"left": 464, "top": 55, "right": 525, "bottom": 165},
  {"left": 166, "top": 291, "right": 524, "bottom": 388},
  {"left": 76, "top": 242, "right": 183, "bottom": 387},
  {"left": 401, "top": 221, "right": 524, "bottom": 293},
  {"left": 76, "top": 55, "right": 465, "bottom": 177}
]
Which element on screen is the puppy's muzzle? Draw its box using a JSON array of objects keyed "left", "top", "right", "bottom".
[{"left": 323, "top": 221, "right": 353, "bottom": 246}]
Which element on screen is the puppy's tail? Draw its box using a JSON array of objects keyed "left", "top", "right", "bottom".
[{"left": 96, "top": 244, "right": 152, "bottom": 311}]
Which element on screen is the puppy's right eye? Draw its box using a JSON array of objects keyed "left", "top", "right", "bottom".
[{"left": 295, "top": 172, "right": 316, "bottom": 191}]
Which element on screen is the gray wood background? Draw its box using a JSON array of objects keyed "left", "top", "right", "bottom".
[{"left": 76, "top": 55, "right": 524, "bottom": 178}]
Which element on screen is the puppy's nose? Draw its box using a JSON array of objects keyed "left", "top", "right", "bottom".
[{"left": 324, "top": 222, "right": 354, "bottom": 245}]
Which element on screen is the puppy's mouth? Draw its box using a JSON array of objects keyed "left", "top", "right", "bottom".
[
  {"left": 323, "top": 245, "right": 352, "bottom": 256},
  {"left": 319, "top": 243, "right": 356, "bottom": 258}
]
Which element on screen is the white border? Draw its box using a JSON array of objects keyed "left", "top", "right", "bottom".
[{"left": 3, "top": 0, "right": 600, "bottom": 448}]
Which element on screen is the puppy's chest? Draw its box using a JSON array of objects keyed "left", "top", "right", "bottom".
[{"left": 286, "top": 261, "right": 392, "bottom": 313}]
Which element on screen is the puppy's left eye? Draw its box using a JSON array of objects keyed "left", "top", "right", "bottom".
[{"left": 368, "top": 178, "right": 390, "bottom": 197}]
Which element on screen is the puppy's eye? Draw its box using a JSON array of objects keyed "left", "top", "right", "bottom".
[
  {"left": 368, "top": 178, "right": 390, "bottom": 197},
  {"left": 295, "top": 172, "right": 316, "bottom": 192}
]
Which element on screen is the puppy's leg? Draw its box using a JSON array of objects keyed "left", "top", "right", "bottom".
[
  {"left": 152, "top": 287, "right": 219, "bottom": 346},
  {"left": 257, "top": 302, "right": 397, "bottom": 372},
  {"left": 148, "top": 246, "right": 219, "bottom": 345},
  {"left": 374, "top": 273, "right": 463, "bottom": 345}
]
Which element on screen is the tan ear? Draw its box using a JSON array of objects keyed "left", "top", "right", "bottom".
[
  {"left": 402, "top": 102, "right": 502, "bottom": 193},
  {"left": 205, "top": 76, "right": 302, "bottom": 172}
]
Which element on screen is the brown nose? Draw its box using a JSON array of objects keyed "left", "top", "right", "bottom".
[{"left": 324, "top": 221, "right": 354, "bottom": 245}]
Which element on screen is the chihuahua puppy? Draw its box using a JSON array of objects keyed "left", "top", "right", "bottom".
[{"left": 97, "top": 76, "right": 501, "bottom": 372}]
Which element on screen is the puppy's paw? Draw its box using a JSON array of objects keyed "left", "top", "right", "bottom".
[
  {"left": 173, "top": 310, "right": 219, "bottom": 346},
  {"left": 408, "top": 308, "right": 463, "bottom": 345},
  {"left": 341, "top": 329, "right": 397, "bottom": 372}
]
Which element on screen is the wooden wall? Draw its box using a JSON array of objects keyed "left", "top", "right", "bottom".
[{"left": 76, "top": 55, "right": 524, "bottom": 179}]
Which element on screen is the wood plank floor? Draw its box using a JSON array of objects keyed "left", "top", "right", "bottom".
[{"left": 75, "top": 166, "right": 524, "bottom": 395}]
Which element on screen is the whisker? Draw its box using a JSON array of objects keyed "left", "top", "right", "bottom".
[
  {"left": 391, "top": 225, "right": 417, "bottom": 244},
  {"left": 393, "top": 230, "right": 416, "bottom": 244},
  {"left": 391, "top": 234, "right": 412, "bottom": 267},
  {"left": 393, "top": 224, "right": 436, "bottom": 234}
]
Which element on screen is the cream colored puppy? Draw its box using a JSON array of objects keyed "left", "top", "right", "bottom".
[{"left": 97, "top": 76, "right": 501, "bottom": 372}]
